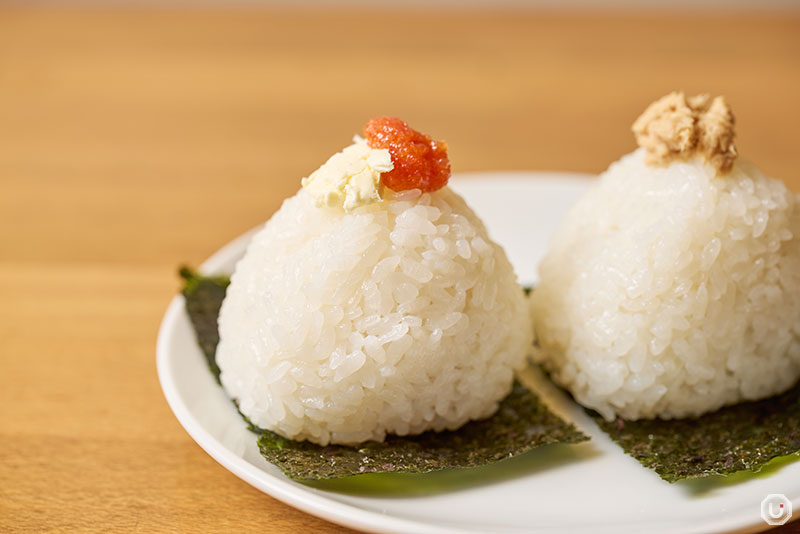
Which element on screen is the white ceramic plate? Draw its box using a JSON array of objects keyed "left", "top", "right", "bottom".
[{"left": 157, "top": 172, "right": 800, "bottom": 534}]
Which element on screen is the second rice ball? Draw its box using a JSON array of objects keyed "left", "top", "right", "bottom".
[{"left": 530, "top": 149, "right": 800, "bottom": 421}]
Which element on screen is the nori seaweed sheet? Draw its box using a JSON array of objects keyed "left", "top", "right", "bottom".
[
  {"left": 590, "top": 384, "right": 800, "bottom": 482},
  {"left": 527, "top": 286, "right": 800, "bottom": 482},
  {"left": 179, "top": 267, "right": 229, "bottom": 382},
  {"left": 257, "top": 382, "right": 589, "bottom": 480},
  {"left": 179, "top": 268, "right": 589, "bottom": 480}
]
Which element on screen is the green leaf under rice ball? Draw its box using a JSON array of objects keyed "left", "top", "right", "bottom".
[
  {"left": 529, "top": 285, "right": 800, "bottom": 483},
  {"left": 180, "top": 268, "right": 589, "bottom": 480},
  {"left": 257, "top": 381, "right": 589, "bottom": 480},
  {"left": 179, "top": 266, "right": 229, "bottom": 383},
  {"left": 590, "top": 385, "right": 800, "bottom": 482}
]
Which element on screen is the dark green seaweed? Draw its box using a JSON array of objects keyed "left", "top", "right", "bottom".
[
  {"left": 590, "top": 383, "right": 800, "bottom": 482},
  {"left": 179, "top": 267, "right": 229, "bottom": 382},
  {"left": 180, "top": 268, "right": 589, "bottom": 480},
  {"left": 258, "top": 382, "right": 589, "bottom": 480},
  {"left": 531, "top": 286, "right": 800, "bottom": 481}
]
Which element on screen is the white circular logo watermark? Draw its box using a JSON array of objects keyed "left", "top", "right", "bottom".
[{"left": 761, "top": 494, "right": 792, "bottom": 526}]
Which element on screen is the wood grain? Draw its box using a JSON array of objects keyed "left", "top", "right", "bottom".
[{"left": 0, "top": 5, "right": 798, "bottom": 533}]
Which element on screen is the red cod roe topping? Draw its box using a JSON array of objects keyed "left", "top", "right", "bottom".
[{"left": 364, "top": 117, "right": 451, "bottom": 193}]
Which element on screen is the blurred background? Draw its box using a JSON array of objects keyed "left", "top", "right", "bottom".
[
  {"left": 2, "top": 1, "right": 799, "bottom": 268},
  {"left": 1, "top": 2, "right": 799, "bottom": 533}
]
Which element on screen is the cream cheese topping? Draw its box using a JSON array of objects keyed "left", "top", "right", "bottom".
[{"left": 301, "top": 136, "right": 393, "bottom": 211}]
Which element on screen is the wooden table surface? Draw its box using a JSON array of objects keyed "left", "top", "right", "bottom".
[{"left": 1, "top": 5, "right": 799, "bottom": 533}]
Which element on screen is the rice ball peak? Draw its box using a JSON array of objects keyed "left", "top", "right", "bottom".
[
  {"left": 217, "top": 128, "right": 531, "bottom": 446},
  {"left": 632, "top": 91, "right": 737, "bottom": 174},
  {"left": 531, "top": 93, "right": 800, "bottom": 421},
  {"left": 301, "top": 117, "right": 451, "bottom": 214},
  {"left": 364, "top": 117, "right": 451, "bottom": 193}
]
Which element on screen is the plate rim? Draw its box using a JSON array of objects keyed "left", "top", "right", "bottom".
[{"left": 156, "top": 170, "right": 798, "bottom": 534}]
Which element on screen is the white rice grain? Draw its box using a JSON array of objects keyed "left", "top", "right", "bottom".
[
  {"left": 217, "top": 186, "right": 531, "bottom": 445},
  {"left": 531, "top": 149, "right": 800, "bottom": 420}
]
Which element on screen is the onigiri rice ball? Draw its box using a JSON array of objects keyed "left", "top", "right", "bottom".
[
  {"left": 217, "top": 187, "right": 532, "bottom": 445},
  {"left": 530, "top": 148, "right": 800, "bottom": 420}
]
